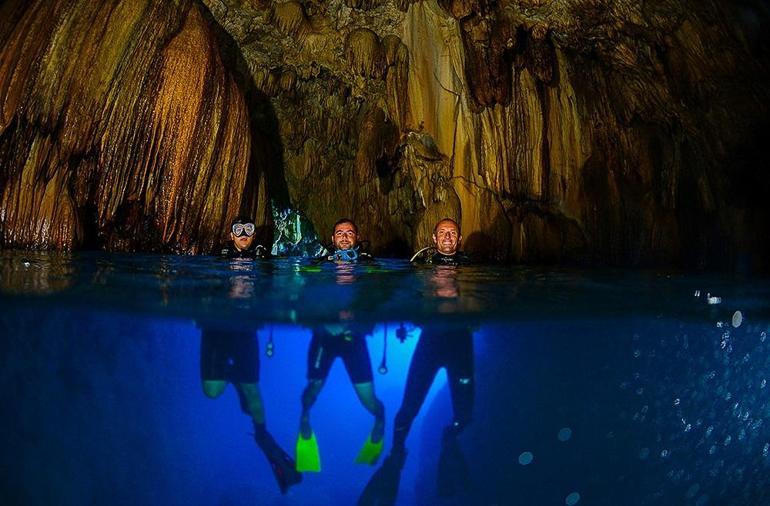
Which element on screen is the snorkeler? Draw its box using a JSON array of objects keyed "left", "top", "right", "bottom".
[
  {"left": 411, "top": 218, "right": 470, "bottom": 266},
  {"left": 296, "top": 244, "right": 385, "bottom": 473},
  {"left": 314, "top": 218, "right": 375, "bottom": 263},
  {"left": 199, "top": 323, "right": 302, "bottom": 494},
  {"left": 360, "top": 225, "right": 475, "bottom": 505},
  {"left": 218, "top": 216, "right": 269, "bottom": 259}
]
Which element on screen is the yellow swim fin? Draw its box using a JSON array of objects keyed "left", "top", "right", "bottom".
[
  {"left": 355, "top": 433, "right": 384, "bottom": 465},
  {"left": 295, "top": 431, "right": 321, "bottom": 472}
]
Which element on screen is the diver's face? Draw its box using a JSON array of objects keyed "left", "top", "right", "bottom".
[
  {"left": 433, "top": 221, "right": 461, "bottom": 255},
  {"left": 332, "top": 222, "right": 357, "bottom": 250},
  {"left": 231, "top": 232, "right": 254, "bottom": 251}
]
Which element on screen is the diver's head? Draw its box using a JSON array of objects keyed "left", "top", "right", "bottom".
[
  {"left": 433, "top": 218, "right": 462, "bottom": 256},
  {"left": 230, "top": 216, "right": 256, "bottom": 251},
  {"left": 332, "top": 218, "right": 358, "bottom": 251}
]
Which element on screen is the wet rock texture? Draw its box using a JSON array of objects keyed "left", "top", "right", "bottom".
[
  {"left": 0, "top": 0, "right": 268, "bottom": 253},
  {"left": 2, "top": 0, "right": 769, "bottom": 267}
]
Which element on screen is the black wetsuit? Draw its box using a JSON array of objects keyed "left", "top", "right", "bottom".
[
  {"left": 415, "top": 250, "right": 471, "bottom": 266},
  {"left": 307, "top": 325, "right": 375, "bottom": 384},
  {"left": 219, "top": 244, "right": 269, "bottom": 259},
  {"left": 393, "top": 325, "right": 475, "bottom": 448},
  {"left": 200, "top": 326, "right": 260, "bottom": 384}
]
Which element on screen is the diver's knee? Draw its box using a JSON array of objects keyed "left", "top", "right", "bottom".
[
  {"left": 301, "top": 380, "right": 322, "bottom": 407},
  {"left": 203, "top": 381, "right": 226, "bottom": 398}
]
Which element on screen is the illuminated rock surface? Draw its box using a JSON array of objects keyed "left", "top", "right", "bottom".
[{"left": 1, "top": 0, "right": 769, "bottom": 267}]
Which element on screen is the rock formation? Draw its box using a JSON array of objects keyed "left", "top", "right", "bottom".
[
  {"left": 1, "top": 0, "right": 769, "bottom": 268},
  {"left": 0, "top": 0, "right": 268, "bottom": 253}
]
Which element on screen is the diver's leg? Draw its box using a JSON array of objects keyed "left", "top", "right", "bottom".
[
  {"left": 437, "top": 334, "right": 475, "bottom": 497},
  {"left": 353, "top": 382, "right": 386, "bottom": 442},
  {"left": 445, "top": 333, "right": 475, "bottom": 436},
  {"left": 202, "top": 380, "right": 227, "bottom": 399},
  {"left": 346, "top": 338, "right": 385, "bottom": 443},
  {"left": 237, "top": 382, "right": 266, "bottom": 426},
  {"left": 300, "top": 379, "right": 325, "bottom": 437},
  {"left": 392, "top": 337, "right": 441, "bottom": 451}
]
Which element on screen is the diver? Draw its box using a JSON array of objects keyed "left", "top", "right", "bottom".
[
  {"left": 295, "top": 220, "right": 384, "bottom": 472},
  {"left": 218, "top": 216, "right": 269, "bottom": 259},
  {"left": 410, "top": 218, "right": 470, "bottom": 266},
  {"left": 359, "top": 221, "right": 475, "bottom": 505},
  {"left": 198, "top": 323, "right": 302, "bottom": 494},
  {"left": 314, "top": 218, "right": 375, "bottom": 264}
]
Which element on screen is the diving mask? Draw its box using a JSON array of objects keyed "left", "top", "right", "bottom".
[
  {"left": 333, "top": 247, "right": 359, "bottom": 262},
  {"left": 232, "top": 222, "right": 256, "bottom": 237}
]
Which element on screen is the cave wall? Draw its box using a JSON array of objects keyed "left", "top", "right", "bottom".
[
  {"left": 1, "top": 0, "right": 769, "bottom": 267},
  {"left": 0, "top": 0, "right": 269, "bottom": 253}
]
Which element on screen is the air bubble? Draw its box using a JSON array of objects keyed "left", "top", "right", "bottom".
[
  {"left": 565, "top": 492, "right": 581, "bottom": 505},
  {"left": 732, "top": 311, "right": 743, "bottom": 328},
  {"left": 639, "top": 448, "right": 650, "bottom": 459},
  {"left": 661, "top": 449, "right": 670, "bottom": 458},
  {"left": 558, "top": 427, "right": 572, "bottom": 442},
  {"left": 518, "top": 452, "right": 534, "bottom": 465}
]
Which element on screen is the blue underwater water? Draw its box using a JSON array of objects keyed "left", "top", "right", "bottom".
[{"left": 1, "top": 251, "right": 769, "bottom": 506}]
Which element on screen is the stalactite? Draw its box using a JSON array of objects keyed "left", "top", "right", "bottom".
[
  {"left": 270, "top": 1, "right": 310, "bottom": 41},
  {"left": 0, "top": 0, "right": 260, "bottom": 253},
  {"left": 345, "top": 28, "right": 386, "bottom": 79}
]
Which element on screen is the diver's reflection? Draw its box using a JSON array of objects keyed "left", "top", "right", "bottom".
[{"left": 360, "top": 267, "right": 475, "bottom": 505}]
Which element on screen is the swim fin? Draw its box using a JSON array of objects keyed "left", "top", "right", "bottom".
[
  {"left": 295, "top": 431, "right": 321, "bottom": 472},
  {"left": 355, "top": 433, "right": 384, "bottom": 465},
  {"left": 437, "top": 432, "right": 470, "bottom": 497},
  {"left": 254, "top": 429, "right": 303, "bottom": 494},
  {"left": 357, "top": 448, "right": 406, "bottom": 506}
]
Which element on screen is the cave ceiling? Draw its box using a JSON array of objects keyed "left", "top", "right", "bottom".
[{"left": 1, "top": 0, "right": 769, "bottom": 268}]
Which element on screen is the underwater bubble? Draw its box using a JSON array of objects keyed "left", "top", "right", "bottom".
[
  {"left": 724, "top": 435, "right": 732, "bottom": 446},
  {"left": 674, "top": 398, "right": 680, "bottom": 406},
  {"left": 661, "top": 449, "right": 670, "bottom": 458},
  {"left": 639, "top": 448, "right": 650, "bottom": 459},
  {"left": 686, "top": 483, "right": 701, "bottom": 499},
  {"left": 633, "top": 349, "right": 641, "bottom": 358},
  {"left": 565, "top": 492, "right": 581, "bottom": 505},
  {"left": 518, "top": 452, "right": 534, "bottom": 465},
  {"left": 694, "top": 290, "right": 701, "bottom": 297},
  {"left": 732, "top": 311, "right": 743, "bottom": 328},
  {"left": 709, "top": 445, "right": 717, "bottom": 455},
  {"left": 558, "top": 428, "right": 572, "bottom": 442},
  {"left": 762, "top": 443, "right": 768, "bottom": 457},
  {"left": 761, "top": 331, "right": 767, "bottom": 342},
  {"left": 707, "top": 296, "right": 721, "bottom": 305}
]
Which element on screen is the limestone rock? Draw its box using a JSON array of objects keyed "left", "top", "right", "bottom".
[{"left": 2, "top": 0, "right": 769, "bottom": 268}]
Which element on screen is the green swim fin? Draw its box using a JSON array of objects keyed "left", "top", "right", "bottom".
[
  {"left": 355, "top": 433, "right": 384, "bottom": 465},
  {"left": 295, "top": 431, "right": 321, "bottom": 472}
]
